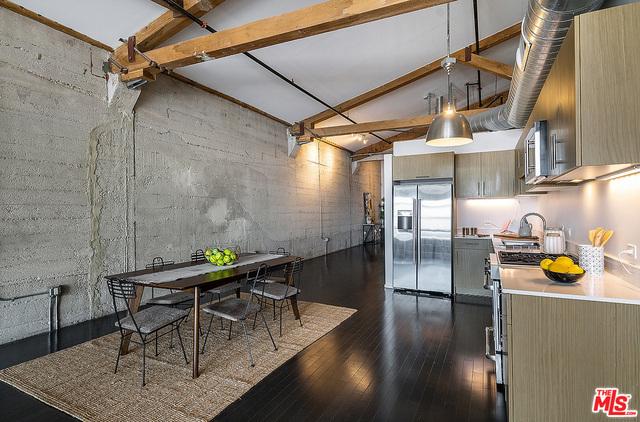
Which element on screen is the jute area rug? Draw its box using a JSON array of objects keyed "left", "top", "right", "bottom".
[{"left": 0, "top": 301, "right": 356, "bottom": 421}]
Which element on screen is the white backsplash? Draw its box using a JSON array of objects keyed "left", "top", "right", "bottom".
[
  {"left": 456, "top": 197, "right": 541, "bottom": 235},
  {"left": 537, "top": 174, "right": 640, "bottom": 269}
]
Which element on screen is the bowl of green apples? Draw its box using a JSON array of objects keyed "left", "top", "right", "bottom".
[{"left": 204, "top": 247, "right": 238, "bottom": 266}]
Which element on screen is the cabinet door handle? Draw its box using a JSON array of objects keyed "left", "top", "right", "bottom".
[
  {"left": 482, "top": 181, "right": 486, "bottom": 196},
  {"left": 477, "top": 182, "right": 480, "bottom": 197}
]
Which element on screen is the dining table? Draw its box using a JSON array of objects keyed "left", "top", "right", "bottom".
[{"left": 104, "top": 253, "right": 299, "bottom": 378}]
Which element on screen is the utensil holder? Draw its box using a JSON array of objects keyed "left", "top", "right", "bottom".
[{"left": 578, "top": 245, "right": 604, "bottom": 276}]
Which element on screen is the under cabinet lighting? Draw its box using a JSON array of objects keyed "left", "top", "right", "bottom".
[{"left": 597, "top": 165, "right": 640, "bottom": 181}]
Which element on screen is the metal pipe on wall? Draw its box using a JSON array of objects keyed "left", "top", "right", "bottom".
[
  {"left": 469, "top": 0, "right": 604, "bottom": 132},
  {"left": 0, "top": 286, "right": 62, "bottom": 333}
]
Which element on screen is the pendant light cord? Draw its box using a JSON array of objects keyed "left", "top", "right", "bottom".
[{"left": 446, "top": 3, "right": 453, "bottom": 108}]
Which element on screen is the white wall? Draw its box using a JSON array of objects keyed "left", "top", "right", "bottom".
[
  {"left": 393, "top": 129, "right": 523, "bottom": 156},
  {"left": 537, "top": 175, "right": 640, "bottom": 267}
]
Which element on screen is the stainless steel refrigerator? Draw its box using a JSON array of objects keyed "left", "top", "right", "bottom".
[{"left": 392, "top": 180, "right": 453, "bottom": 295}]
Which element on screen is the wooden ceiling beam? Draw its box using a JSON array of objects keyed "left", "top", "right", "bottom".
[
  {"left": 456, "top": 49, "right": 513, "bottom": 80},
  {"left": 351, "top": 90, "right": 509, "bottom": 159},
  {"left": 112, "top": 0, "right": 225, "bottom": 66},
  {"left": 299, "top": 108, "right": 489, "bottom": 140},
  {"left": 301, "top": 22, "right": 520, "bottom": 127},
  {"left": 119, "top": 0, "right": 453, "bottom": 81}
]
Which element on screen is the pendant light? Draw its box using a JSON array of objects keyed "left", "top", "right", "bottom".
[{"left": 426, "top": 3, "right": 473, "bottom": 147}]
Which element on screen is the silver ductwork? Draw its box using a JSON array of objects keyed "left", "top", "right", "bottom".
[{"left": 469, "top": 0, "right": 603, "bottom": 132}]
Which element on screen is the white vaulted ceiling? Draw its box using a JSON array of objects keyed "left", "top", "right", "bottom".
[{"left": 12, "top": 0, "right": 528, "bottom": 151}]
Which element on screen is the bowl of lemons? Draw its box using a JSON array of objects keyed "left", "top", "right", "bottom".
[{"left": 539, "top": 256, "right": 585, "bottom": 283}]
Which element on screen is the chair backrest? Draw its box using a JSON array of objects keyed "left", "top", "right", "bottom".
[
  {"left": 247, "top": 263, "right": 268, "bottom": 312},
  {"left": 145, "top": 256, "right": 174, "bottom": 271},
  {"left": 284, "top": 257, "right": 304, "bottom": 290},
  {"left": 191, "top": 249, "right": 206, "bottom": 263},
  {"left": 269, "top": 247, "right": 290, "bottom": 256},
  {"left": 107, "top": 278, "right": 136, "bottom": 300},
  {"left": 106, "top": 278, "right": 143, "bottom": 336}
]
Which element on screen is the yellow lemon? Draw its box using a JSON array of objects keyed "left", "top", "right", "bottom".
[
  {"left": 540, "top": 259, "right": 554, "bottom": 270},
  {"left": 555, "top": 256, "right": 574, "bottom": 267},
  {"left": 567, "top": 264, "right": 585, "bottom": 275},
  {"left": 549, "top": 262, "right": 570, "bottom": 273}
]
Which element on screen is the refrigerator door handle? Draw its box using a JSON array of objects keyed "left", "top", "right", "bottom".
[
  {"left": 412, "top": 198, "right": 417, "bottom": 265},
  {"left": 416, "top": 199, "right": 421, "bottom": 266}
]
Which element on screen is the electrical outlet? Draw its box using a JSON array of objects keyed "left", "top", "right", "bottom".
[
  {"left": 627, "top": 244, "right": 638, "bottom": 260},
  {"left": 566, "top": 227, "right": 572, "bottom": 238}
]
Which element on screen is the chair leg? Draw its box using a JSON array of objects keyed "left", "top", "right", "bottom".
[
  {"left": 240, "top": 321, "right": 255, "bottom": 367},
  {"left": 228, "top": 321, "right": 233, "bottom": 340},
  {"left": 142, "top": 341, "right": 147, "bottom": 387},
  {"left": 279, "top": 300, "right": 284, "bottom": 337},
  {"left": 114, "top": 337, "right": 123, "bottom": 374},
  {"left": 202, "top": 314, "right": 215, "bottom": 354},
  {"left": 169, "top": 325, "right": 174, "bottom": 349},
  {"left": 176, "top": 325, "right": 189, "bottom": 365},
  {"left": 272, "top": 299, "right": 276, "bottom": 321},
  {"left": 260, "top": 312, "right": 277, "bottom": 351},
  {"left": 252, "top": 311, "right": 258, "bottom": 330},
  {"left": 294, "top": 298, "right": 303, "bottom": 327}
]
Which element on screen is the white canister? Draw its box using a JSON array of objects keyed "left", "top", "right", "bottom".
[
  {"left": 578, "top": 245, "right": 605, "bottom": 276},
  {"left": 544, "top": 228, "right": 566, "bottom": 254}
]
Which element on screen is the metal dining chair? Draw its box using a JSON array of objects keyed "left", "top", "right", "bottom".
[
  {"left": 200, "top": 264, "right": 277, "bottom": 367},
  {"left": 251, "top": 257, "right": 304, "bottom": 336},
  {"left": 107, "top": 279, "right": 189, "bottom": 386}
]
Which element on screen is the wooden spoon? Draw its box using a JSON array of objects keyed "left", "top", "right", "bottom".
[
  {"left": 600, "top": 230, "right": 614, "bottom": 247},
  {"left": 594, "top": 229, "right": 606, "bottom": 247}
]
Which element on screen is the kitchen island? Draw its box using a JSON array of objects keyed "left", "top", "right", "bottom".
[{"left": 492, "top": 237, "right": 640, "bottom": 421}]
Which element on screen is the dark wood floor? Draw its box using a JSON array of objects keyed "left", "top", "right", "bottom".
[{"left": 0, "top": 244, "right": 506, "bottom": 422}]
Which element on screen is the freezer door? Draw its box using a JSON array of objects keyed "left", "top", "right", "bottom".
[
  {"left": 393, "top": 183, "right": 417, "bottom": 290},
  {"left": 417, "top": 183, "right": 452, "bottom": 294}
]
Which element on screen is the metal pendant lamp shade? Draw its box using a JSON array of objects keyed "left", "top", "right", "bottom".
[
  {"left": 426, "top": 3, "right": 474, "bottom": 147},
  {"left": 426, "top": 106, "right": 473, "bottom": 146}
]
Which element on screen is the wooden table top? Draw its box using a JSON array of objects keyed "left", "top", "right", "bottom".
[{"left": 104, "top": 254, "right": 297, "bottom": 291}]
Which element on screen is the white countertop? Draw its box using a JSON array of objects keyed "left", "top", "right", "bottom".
[{"left": 492, "top": 236, "right": 640, "bottom": 305}]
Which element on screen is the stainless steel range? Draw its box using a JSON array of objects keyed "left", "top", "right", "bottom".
[
  {"left": 497, "top": 251, "right": 576, "bottom": 266},
  {"left": 484, "top": 255, "right": 505, "bottom": 385}
]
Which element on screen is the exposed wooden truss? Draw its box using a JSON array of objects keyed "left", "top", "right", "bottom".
[
  {"left": 457, "top": 49, "right": 514, "bottom": 80},
  {"left": 351, "top": 90, "right": 509, "bottom": 159},
  {"left": 118, "top": 0, "right": 453, "bottom": 81},
  {"left": 300, "top": 23, "right": 520, "bottom": 128},
  {"left": 299, "top": 108, "right": 489, "bottom": 141},
  {"left": 112, "top": 0, "right": 225, "bottom": 67}
]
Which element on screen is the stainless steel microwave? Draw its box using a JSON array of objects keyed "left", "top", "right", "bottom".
[{"left": 524, "top": 120, "right": 550, "bottom": 185}]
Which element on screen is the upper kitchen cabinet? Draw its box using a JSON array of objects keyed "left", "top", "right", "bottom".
[
  {"left": 455, "top": 150, "right": 515, "bottom": 198},
  {"left": 393, "top": 152, "right": 454, "bottom": 181},
  {"left": 524, "top": 3, "right": 640, "bottom": 182}
]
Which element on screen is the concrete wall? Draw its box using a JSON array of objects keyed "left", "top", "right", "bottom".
[{"left": 0, "top": 8, "right": 380, "bottom": 344}]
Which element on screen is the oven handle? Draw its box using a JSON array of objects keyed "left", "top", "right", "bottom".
[
  {"left": 483, "top": 258, "right": 494, "bottom": 291},
  {"left": 485, "top": 326, "right": 496, "bottom": 361}
]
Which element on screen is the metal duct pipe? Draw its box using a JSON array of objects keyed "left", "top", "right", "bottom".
[{"left": 469, "top": 0, "right": 603, "bottom": 132}]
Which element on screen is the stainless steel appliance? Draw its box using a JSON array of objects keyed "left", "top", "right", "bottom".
[
  {"left": 392, "top": 180, "right": 453, "bottom": 295},
  {"left": 524, "top": 120, "right": 550, "bottom": 185},
  {"left": 497, "top": 251, "right": 576, "bottom": 266},
  {"left": 484, "top": 254, "right": 506, "bottom": 386}
]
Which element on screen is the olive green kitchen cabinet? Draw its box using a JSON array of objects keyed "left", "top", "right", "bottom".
[
  {"left": 392, "top": 152, "right": 454, "bottom": 181},
  {"left": 453, "top": 238, "right": 492, "bottom": 298},
  {"left": 455, "top": 150, "right": 515, "bottom": 198},
  {"left": 520, "top": 3, "right": 640, "bottom": 183},
  {"left": 505, "top": 294, "right": 640, "bottom": 422}
]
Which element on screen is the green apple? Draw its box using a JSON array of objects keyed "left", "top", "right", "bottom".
[
  {"left": 223, "top": 255, "right": 231, "bottom": 264},
  {"left": 204, "top": 248, "right": 213, "bottom": 257}
]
